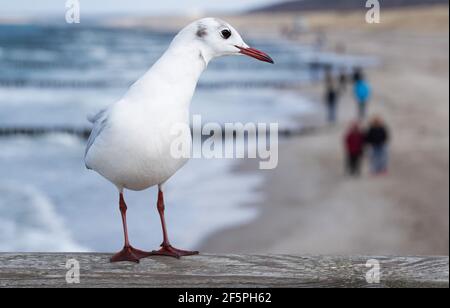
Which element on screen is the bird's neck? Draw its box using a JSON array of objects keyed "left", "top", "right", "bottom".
[
  {"left": 149, "top": 42, "right": 208, "bottom": 86},
  {"left": 127, "top": 42, "right": 209, "bottom": 110}
]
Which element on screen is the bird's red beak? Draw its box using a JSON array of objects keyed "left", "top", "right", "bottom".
[{"left": 235, "top": 45, "right": 274, "bottom": 64}]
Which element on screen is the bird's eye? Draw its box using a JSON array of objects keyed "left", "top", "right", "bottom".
[{"left": 221, "top": 29, "right": 231, "bottom": 39}]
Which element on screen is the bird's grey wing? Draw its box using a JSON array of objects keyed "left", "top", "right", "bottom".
[
  {"left": 85, "top": 108, "right": 108, "bottom": 167},
  {"left": 87, "top": 108, "right": 107, "bottom": 124}
]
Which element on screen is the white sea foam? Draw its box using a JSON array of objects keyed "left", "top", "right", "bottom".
[{"left": 0, "top": 182, "right": 87, "bottom": 252}]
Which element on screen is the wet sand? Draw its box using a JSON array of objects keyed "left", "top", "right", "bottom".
[{"left": 200, "top": 7, "right": 449, "bottom": 255}]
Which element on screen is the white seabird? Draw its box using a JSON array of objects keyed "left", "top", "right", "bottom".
[{"left": 85, "top": 17, "right": 274, "bottom": 263}]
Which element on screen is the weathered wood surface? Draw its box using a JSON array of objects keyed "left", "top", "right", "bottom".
[{"left": 0, "top": 254, "right": 448, "bottom": 288}]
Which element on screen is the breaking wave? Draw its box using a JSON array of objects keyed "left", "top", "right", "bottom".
[{"left": 0, "top": 182, "right": 87, "bottom": 252}]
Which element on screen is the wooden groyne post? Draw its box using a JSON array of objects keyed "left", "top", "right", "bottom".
[{"left": 0, "top": 254, "right": 448, "bottom": 288}]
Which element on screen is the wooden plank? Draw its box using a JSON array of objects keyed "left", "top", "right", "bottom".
[{"left": 0, "top": 254, "right": 448, "bottom": 288}]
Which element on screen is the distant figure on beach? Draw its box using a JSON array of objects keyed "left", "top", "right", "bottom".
[
  {"left": 338, "top": 68, "right": 348, "bottom": 92},
  {"left": 353, "top": 68, "right": 372, "bottom": 119},
  {"left": 315, "top": 31, "right": 326, "bottom": 51},
  {"left": 365, "top": 116, "right": 390, "bottom": 175},
  {"left": 344, "top": 121, "right": 365, "bottom": 176},
  {"left": 324, "top": 68, "right": 339, "bottom": 124}
]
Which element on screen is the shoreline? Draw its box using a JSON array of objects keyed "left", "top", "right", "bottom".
[{"left": 200, "top": 10, "right": 449, "bottom": 255}]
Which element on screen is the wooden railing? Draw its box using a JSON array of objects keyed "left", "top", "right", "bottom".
[{"left": 0, "top": 253, "right": 448, "bottom": 288}]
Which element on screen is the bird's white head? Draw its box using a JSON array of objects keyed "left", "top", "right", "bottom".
[{"left": 171, "top": 17, "right": 274, "bottom": 65}]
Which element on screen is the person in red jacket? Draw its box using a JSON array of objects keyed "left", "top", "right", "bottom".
[{"left": 344, "top": 121, "right": 365, "bottom": 176}]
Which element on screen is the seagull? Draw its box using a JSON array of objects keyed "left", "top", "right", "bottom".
[{"left": 85, "top": 17, "right": 274, "bottom": 263}]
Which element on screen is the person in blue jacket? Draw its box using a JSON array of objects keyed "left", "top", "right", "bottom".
[{"left": 353, "top": 68, "right": 372, "bottom": 119}]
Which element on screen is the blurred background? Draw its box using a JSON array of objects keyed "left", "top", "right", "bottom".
[{"left": 0, "top": 0, "right": 448, "bottom": 256}]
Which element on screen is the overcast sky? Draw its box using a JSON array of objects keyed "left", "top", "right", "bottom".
[{"left": 1, "top": 0, "right": 279, "bottom": 16}]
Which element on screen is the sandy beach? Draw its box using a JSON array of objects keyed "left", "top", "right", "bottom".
[{"left": 201, "top": 6, "right": 449, "bottom": 256}]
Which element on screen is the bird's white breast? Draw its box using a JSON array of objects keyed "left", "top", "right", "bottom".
[{"left": 86, "top": 99, "right": 192, "bottom": 191}]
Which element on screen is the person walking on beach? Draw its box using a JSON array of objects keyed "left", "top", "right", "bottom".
[
  {"left": 344, "top": 121, "right": 365, "bottom": 176},
  {"left": 353, "top": 68, "right": 371, "bottom": 119},
  {"left": 324, "top": 68, "right": 339, "bottom": 124},
  {"left": 338, "top": 68, "right": 348, "bottom": 92},
  {"left": 365, "top": 116, "right": 390, "bottom": 175}
]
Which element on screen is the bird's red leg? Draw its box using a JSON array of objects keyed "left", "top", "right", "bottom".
[
  {"left": 110, "top": 193, "right": 150, "bottom": 263},
  {"left": 150, "top": 189, "right": 199, "bottom": 258}
]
